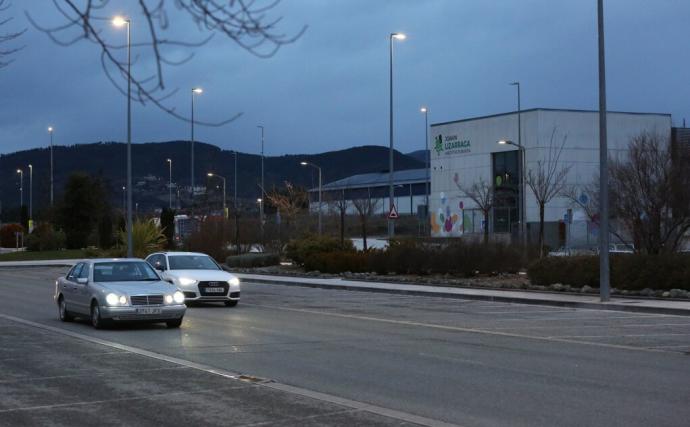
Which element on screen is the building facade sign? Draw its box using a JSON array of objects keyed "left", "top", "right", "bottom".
[{"left": 434, "top": 134, "right": 471, "bottom": 156}]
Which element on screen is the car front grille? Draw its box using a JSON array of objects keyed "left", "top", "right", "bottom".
[
  {"left": 130, "top": 295, "right": 164, "bottom": 306},
  {"left": 198, "top": 281, "right": 229, "bottom": 297}
]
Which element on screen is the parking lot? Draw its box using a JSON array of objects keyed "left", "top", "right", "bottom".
[{"left": 1, "top": 266, "right": 689, "bottom": 426}]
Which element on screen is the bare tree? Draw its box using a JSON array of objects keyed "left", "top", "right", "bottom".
[
  {"left": 456, "top": 177, "right": 493, "bottom": 244},
  {"left": 352, "top": 197, "right": 379, "bottom": 251},
  {"left": 526, "top": 128, "right": 572, "bottom": 256},
  {"left": 0, "top": 0, "right": 25, "bottom": 69},
  {"left": 326, "top": 190, "right": 347, "bottom": 246},
  {"left": 28, "top": 1, "right": 306, "bottom": 123},
  {"left": 608, "top": 132, "right": 690, "bottom": 254},
  {"left": 266, "top": 181, "right": 307, "bottom": 241}
]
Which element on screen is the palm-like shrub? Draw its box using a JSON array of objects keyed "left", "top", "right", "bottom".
[{"left": 117, "top": 219, "right": 167, "bottom": 258}]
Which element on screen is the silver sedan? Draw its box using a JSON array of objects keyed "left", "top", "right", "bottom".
[{"left": 54, "top": 259, "right": 186, "bottom": 329}]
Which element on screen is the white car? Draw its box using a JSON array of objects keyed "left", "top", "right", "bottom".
[{"left": 145, "top": 252, "right": 240, "bottom": 307}]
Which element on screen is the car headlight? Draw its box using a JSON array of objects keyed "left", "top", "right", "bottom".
[
  {"left": 106, "top": 293, "right": 127, "bottom": 305},
  {"left": 178, "top": 277, "right": 198, "bottom": 286},
  {"left": 164, "top": 294, "right": 173, "bottom": 304},
  {"left": 173, "top": 291, "right": 185, "bottom": 304},
  {"left": 228, "top": 277, "right": 240, "bottom": 287}
]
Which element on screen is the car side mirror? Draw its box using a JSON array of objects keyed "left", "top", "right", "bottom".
[
  {"left": 155, "top": 264, "right": 166, "bottom": 272},
  {"left": 76, "top": 278, "right": 88, "bottom": 285}
]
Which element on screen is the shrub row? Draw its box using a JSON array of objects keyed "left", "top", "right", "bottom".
[
  {"left": 226, "top": 253, "right": 281, "bottom": 268},
  {"left": 285, "top": 235, "right": 355, "bottom": 266},
  {"left": 300, "top": 238, "right": 534, "bottom": 277},
  {"left": 528, "top": 255, "right": 690, "bottom": 291}
]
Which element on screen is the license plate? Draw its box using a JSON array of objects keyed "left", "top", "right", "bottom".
[
  {"left": 136, "top": 308, "right": 162, "bottom": 315},
  {"left": 205, "top": 287, "right": 225, "bottom": 293}
]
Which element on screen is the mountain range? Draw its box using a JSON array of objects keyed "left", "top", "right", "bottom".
[{"left": 0, "top": 141, "right": 423, "bottom": 215}]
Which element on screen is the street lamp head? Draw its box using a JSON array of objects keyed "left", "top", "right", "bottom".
[
  {"left": 498, "top": 140, "right": 508, "bottom": 145},
  {"left": 112, "top": 16, "right": 128, "bottom": 27},
  {"left": 16, "top": 169, "right": 21, "bottom": 174},
  {"left": 166, "top": 158, "right": 171, "bottom": 163},
  {"left": 192, "top": 87, "right": 203, "bottom": 94},
  {"left": 48, "top": 126, "right": 53, "bottom": 133},
  {"left": 392, "top": 33, "right": 406, "bottom": 40},
  {"left": 510, "top": 81, "right": 519, "bottom": 86},
  {"left": 300, "top": 161, "right": 308, "bottom": 166},
  {"left": 29, "top": 164, "right": 32, "bottom": 169},
  {"left": 420, "top": 107, "right": 427, "bottom": 113},
  {"left": 207, "top": 172, "right": 214, "bottom": 177},
  {"left": 257, "top": 198, "right": 262, "bottom": 203}
]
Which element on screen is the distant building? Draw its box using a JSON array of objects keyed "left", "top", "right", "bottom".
[
  {"left": 307, "top": 169, "right": 429, "bottom": 217},
  {"left": 429, "top": 108, "right": 673, "bottom": 248}
]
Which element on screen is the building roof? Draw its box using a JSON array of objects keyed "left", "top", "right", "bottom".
[
  {"left": 311, "top": 168, "right": 428, "bottom": 192},
  {"left": 431, "top": 108, "right": 671, "bottom": 128}
]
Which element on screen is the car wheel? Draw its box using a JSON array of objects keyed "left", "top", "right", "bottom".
[
  {"left": 166, "top": 318, "right": 183, "bottom": 328},
  {"left": 224, "top": 300, "right": 238, "bottom": 307},
  {"left": 91, "top": 301, "right": 109, "bottom": 329},
  {"left": 58, "top": 297, "right": 74, "bottom": 322}
]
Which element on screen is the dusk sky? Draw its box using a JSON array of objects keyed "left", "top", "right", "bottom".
[{"left": 1, "top": 0, "right": 689, "bottom": 157}]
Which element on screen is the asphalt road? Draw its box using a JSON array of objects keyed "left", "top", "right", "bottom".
[{"left": 1, "top": 267, "right": 689, "bottom": 426}]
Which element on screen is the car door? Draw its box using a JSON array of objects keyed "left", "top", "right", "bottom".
[
  {"left": 60, "top": 264, "right": 80, "bottom": 310},
  {"left": 72, "top": 263, "right": 91, "bottom": 314}
]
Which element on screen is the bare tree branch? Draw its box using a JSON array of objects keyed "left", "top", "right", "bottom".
[
  {"left": 27, "top": 0, "right": 306, "bottom": 124},
  {"left": 0, "top": 0, "right": 25, "bottom": 69},
  {"left": 455, "top": 175, "right": 493, "bottom": 243}
]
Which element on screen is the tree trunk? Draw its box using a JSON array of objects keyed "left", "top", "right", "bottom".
[
  {"left": 539, "top": 203, "right": 545, "bottom": 257},
  {"left": 360, "top": 215, "right": 368, "bottom": 250},
  {"left": 340, "top": 209, "right": 345, "bottom": 246},
  {"left": 483, "top": 210, "right": 489, "bottom": 245}
]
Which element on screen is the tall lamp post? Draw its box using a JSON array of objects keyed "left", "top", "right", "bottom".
[
  {"left": 498, "top": 139, "right": 526, "bottom": 242},
  {"left": 597, "top": 0, "right": 610, "bottom": 302},
  {"left": 420, "top": 107, "right": 429, "bottom": 234},
  {"left": 28, "top": 164, "right": 33, "bottom": 228},
  {"left": 16, "top": 169, "right": 23, "bottom": 209},
  {"left": 388, "top": 32, "right": 406, "bottom": 239},
  {"left": 122, "top": 186, "right": 126, "bottom": 212},
  {"left": 233, "top": 151, "right": 239, "bottom": 255},
  {"left": 166, "top": 158, "right": 173, "bottom": 209},
  {"left": 509, "top": 81, "right": 525, "bottom": 245},
  {"left": 48, "top": 126, "right": 54, "bottom": 206},
  {"left": 207, "top": 173, "right": 227, "bottom": 218},
  {"left": 113, "top": 16, "right": 133, "bottom": 258},
  {"left": 300, "top": 161, "right": 322, "bottom": 235},
  {"left": 257, "top": 125, "right": 265, "bottom": 242},
  {"left": 190, "top": 87, "right": 203, "bottom": 198}
]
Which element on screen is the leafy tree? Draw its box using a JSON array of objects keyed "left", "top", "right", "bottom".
[
  {"left": 116, "top": 219, "right": 166, "bottom": 259},
  {"left": 56, "top": 173, "right": 106, "bottom": 249},
  {"left": 160, "top": 207, "right": 176, "bottom": 249},
  {"left": 98, "top": 207, "right": 114, "bottom": 249}
]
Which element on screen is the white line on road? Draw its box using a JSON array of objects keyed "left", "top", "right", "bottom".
[
  {"left": 241, "top": 303, "right": 676, "bottom": 354},
  {"left": 0, "top": 313, "right": 460, "bottom": 427}
]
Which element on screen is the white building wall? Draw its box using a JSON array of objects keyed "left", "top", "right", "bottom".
[{"left": 429, "top": 109, "right": 671, "bottom": 239}]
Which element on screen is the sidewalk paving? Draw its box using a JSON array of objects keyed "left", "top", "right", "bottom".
[{"left": 236, "top": 273, "right": 690, "bottom": 316}]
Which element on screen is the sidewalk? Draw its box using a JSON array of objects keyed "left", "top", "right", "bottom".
[{"left": 236, "top": 273, "right": 690, "bottom": 316}]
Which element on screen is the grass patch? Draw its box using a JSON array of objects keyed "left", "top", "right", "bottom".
[{"left": 0, "top": 249, "right": 95, "bottom": 262}]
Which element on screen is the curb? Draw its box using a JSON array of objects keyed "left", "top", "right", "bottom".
[{"left": 242, "top": 278, "right": 690, "bottom": 317}]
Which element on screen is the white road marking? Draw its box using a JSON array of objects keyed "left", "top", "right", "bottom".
[
  {"left": 241, "top": 303, "right": 677, "bottom": 354},
  {"left": 0, "top": 313, "right": 460, "bottom": 427}
]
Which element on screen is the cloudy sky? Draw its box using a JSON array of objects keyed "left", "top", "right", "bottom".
[{"left": 1, "top": 0, "right": 688, "bottom": 156}]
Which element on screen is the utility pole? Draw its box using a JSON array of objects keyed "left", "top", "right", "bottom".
[{"left": 597, "top": 0, "right": 610, "bottom": 302}]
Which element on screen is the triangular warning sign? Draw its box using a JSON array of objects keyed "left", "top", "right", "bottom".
[{"left": 388, "top": 204, "right": 399, "bottom": 219}]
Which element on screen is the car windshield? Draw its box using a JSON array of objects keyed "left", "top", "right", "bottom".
[
  {"left": 168, "top": 255, "right": 220, "bottom": 271},
  {"left": 93, "top": 262, "right": 160, "bottom": 282}
]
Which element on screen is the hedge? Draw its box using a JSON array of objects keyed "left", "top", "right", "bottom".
[
  {"left": 226, "top": 253, "right": 280, "bottom": 268},
  {"left": 302, "top": 239, "right": 535, "bottom": 277},
  {"left": 285, "top": 235, "right": 355, "bottom": 266},
  {"left": 528, "top": 254, "right": 690, "bottom": 291}
]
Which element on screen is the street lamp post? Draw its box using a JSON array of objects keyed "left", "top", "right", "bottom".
[
  {"left": 166, "top": 158, "right": 172, "bottom": 209},
  {"left": 48, "top": 126, "right": 54, "bottom": 206},
  {"left": 122, "top": 186, "right": 126, "bottom": 213},
  {"left": 388, "top": 32, "right": 406, "bottom": 239},
  {"left": 190, "top": 87, "right": 203, "bottom": 198},
  {"left": 509, "top": 81, "right": 526, "bottom": 246},
  {"left": 113, "top": 16, "right": 133, "bottom": 258},
  {"left": 28, "top": 164, "right": 32, "bottom": 226},
  {"left": 597, "top": 0, "right": 610, "bottom": 302},
  {"left": 16, "top": 169, "right": 23, "bottom": 209},
  {"left": 233, "top": 151, "right": 239, "bottom": 255},
  {"left": 420, "top": 107, "right": 429, "bottom": 234},
  {"left": 257, "top": 125, "right": 265, "bottom": 242},
  {"left": 207, "top": 173, "right": 227, "bottom": 218},
  {"left": 300, "top": 161, "right": 322, "bottom": 235}
]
